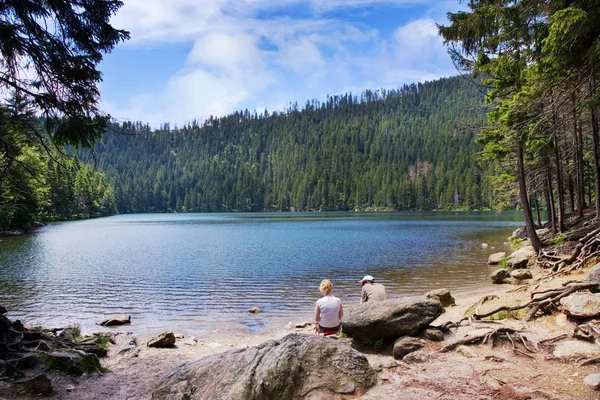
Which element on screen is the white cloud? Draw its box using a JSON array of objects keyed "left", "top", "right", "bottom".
[{"left": 104, "top": 1, "right": 457, "bottom": 126}]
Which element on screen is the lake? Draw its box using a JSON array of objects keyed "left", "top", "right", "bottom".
[{"left": 0, "top": 212, "right": 523, "bottom": 335}]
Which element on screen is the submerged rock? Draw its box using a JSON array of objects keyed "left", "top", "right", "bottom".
[
  {"left": 342, "top": 298, "right": 443, "bottom": 340},
  {"left": 248, "top": 306, "right": 261, "bottom": 314},
  {"left": 152, "top": 333, "right": 376, "bottom": 400},
  {"left": 98, "top": 315, "right": 131, "bottom": 327}
]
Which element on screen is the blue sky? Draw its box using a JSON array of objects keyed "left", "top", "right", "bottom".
[{"left": 99, "top": 0, "right": 463, "bottom": 127}]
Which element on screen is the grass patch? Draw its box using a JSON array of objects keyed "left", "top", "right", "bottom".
[
  {"left": 509, "top": 236, "right": 523, "bottom": 250},
  {"left": 360, "top": 338, "right": 385, "bottom": 349},
  {"left": 69, "top": 324, "right": 82, "bottom": 339},
  {"left": 94, "top": 334, "right": 111, "bottom": 349},
  {"left": 487, "top": 308, "right": 528, "bottom": 320},
  {"left": 550, "top": 234, "right": 567, "bottom": 245}
]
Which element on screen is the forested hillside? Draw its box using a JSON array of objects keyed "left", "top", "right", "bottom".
[{"left": 83, "top": 76, "right": 490, "bottom": 213}]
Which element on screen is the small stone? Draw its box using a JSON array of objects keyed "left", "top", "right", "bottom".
[
  {"left": 487, "top": 252, "right": 506, "bottom": 265},
  {"left": 372, "top": 360, "right": 396, "bottom": 371},
  {"left": 403, "top": 350, "right": 432, "bottom": 363},
  {"left": 491, "top": 269, "right": 510, "bottom": 284},
  {"left": 584, "top": 374, "right": 600, "bottom": 389},
  {"left": 421, "top": 328, "right": 444, "bottom": 342},
  {"left": 456, "top": 345, "right": 480, "bottom": 358},
  {"left": 174, "top": 333, "right": 185, "bottom": 339},
  {"left": 184, "top": 338, "right": 198, "bottom": 346},
  {"left": 481, "top": 243, "right": 488, "bottom": 248},
  {"left": 295, "top": 322, "right": 311, "bottom": 328},
  {"left": 248, "top": 307, "right": 261, "bottom": 314},
  {"left": 510, "top": 269, "right": 533, "bottom": 280},
  {"left": 393, "top": 337, "right": 426, "bottom": 360},
  {"left": 147, "top": 332, "right": 176, "bottom": 348},
  {"left": 66, "top": 386, "right": 76, "bottom": 392}
]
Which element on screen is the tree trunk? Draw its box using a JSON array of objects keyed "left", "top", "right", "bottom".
[
  {"left": 553, "top": 137, "right": 566, "bottom": 232},
  {"left": 544, "top": 152, "right": 557, "bottom": 232},
  {"left": 573, "top": 93, "right": 585, "bottom": 216},
  {"left": 591, "top": 77, "right": 600, "bottom": 219},
  {"left": 517, "top": 142, "right": 542, "bottom": 252}
]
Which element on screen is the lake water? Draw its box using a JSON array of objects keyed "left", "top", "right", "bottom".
[{"left": 0, "top": 212, "right": 523, "bottom": 335}]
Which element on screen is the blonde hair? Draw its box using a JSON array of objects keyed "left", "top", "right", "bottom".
[{"left": 319, "top": 279, "right": 333, "bottom": 295}]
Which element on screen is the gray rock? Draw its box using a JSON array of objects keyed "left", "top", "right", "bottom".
[
  {"left": 392, "top": 337, "right": 426, "bottom": 360},
  {"left": 553, "top": 340, "right": 600, "bottom": 358},
  {"left": 152, "top": 333, "right": 376, "bottom": 400},
  {"left": 512, "top": 227, "right": 527, "bottom": 239},
  {"left": 586, "top": 263, "right": 600, "bottom": 286},
  {"left": 184, "top": 338, "right": 198, "bottom": 346},
  {"left": 403, "top": 350, "right": 433, "bottom": 363},
  {"left": 491, "top": 268, "right": 510, "bottom": 284},
  {"left": 421, "top": 328, "right": 444, "bottom": 342},
  {"left": 248, "top": 306, "right": 261, "bottom": 314},
  {"left": 147, "top": 332, "right": 176, "bottom": 348},
  {"left": 510, "top": 269, "right": 533, "bottom": 280},
  {"left": 506, "top": 246, "right": 536, "bottom": 269},
  {"left": 425, "top": 288, "right": 455, "bottom": 307},
  {"left": 342, "top": 298, "right": 443, "bottom": 340},
  {"left": 98, "top": 314, "right": 131, "bottom": 327},
  {"left": 487, "top": 252, "right": 506, "bottom": 265},
  {"left": 371, "top": 359, "right": 397, "bottom": 372},
  {"left": 560, "top": 292, "right": 600, "bottom": 319},
  {"left": 39, "top": 350, "right": 102, "bottom": 375},
  {"left": 584, "top": 374, "right": 600, "bottom": 390}
]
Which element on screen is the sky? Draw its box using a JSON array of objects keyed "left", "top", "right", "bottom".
[{"left": 99, "top": 0, "right": 464, "bottom": 127}]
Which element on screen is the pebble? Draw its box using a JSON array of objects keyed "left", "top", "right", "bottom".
[{"left": 584, "top": 374, "right": 600, "bottom": 389}]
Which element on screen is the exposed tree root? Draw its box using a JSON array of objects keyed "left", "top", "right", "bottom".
[
  {"left": 464, "top": 282, "right": 599, "bottom": 322},
  {"left": 573, "top": 320, "right": 600, "bottom": 342},
  {"left": 439, "top": 326, "right": 536, "bottom": 358},
  {"left": 538, "top": 225, "right": 600, "bottom": 274}
]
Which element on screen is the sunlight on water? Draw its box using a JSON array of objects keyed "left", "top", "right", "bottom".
[{"left": 0, "top": 212, "right": 523, "bottom": 335}]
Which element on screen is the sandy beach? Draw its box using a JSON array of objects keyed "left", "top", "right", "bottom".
[{"left": 3, "top": 262, "right": 599, "bottom": 400}]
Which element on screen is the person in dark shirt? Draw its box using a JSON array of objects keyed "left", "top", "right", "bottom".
[{"left": 359, "top": 275, "right": 387, "bottom": 303}]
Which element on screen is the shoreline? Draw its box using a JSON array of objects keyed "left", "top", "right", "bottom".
[{"left": 2, "top": 263, "right": 599, "bottom": 399}]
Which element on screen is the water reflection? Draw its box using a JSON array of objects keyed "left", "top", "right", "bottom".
[{"left": 0, "top": 212, "right": 522, "bottom": 334}]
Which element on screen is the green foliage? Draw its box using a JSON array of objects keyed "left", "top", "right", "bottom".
[
  {"left": 69, "top": 325, "right": 82, "bottom": 339},
  {"left": 80, "top": 77, "right": 495, "bottom": 213},
  {"left": 93, "top": 334, "right": 111, "bottom": 350},
  {"left": 550, "top": 234, "right": 567, "bottom": 245},
  {"left": 488, "top": 308, "right": 528, "bottom": 321},
  {"left": 359, "top": 338, "right": 385, "bottom": 349},
  {"left": 509, "top": 236, "right": 523, "bottom": 250}
]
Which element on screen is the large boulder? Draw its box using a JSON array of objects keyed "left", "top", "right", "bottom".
[
  {"left": 342, "top": 298, "right": 443, "bottom": 340},
  {"left": 560, "top": 292, "right": 600, "bottom": 319},
  {"left": 506, "top": 246, "right": 536, "bottom": 269},
  {"left": 491, "top": 268, "right": 510, "bottom": 284},
  {"left": 425, "top": 288, "right": 455, "bottom": 307},
  {"left": 152, "top": 333, "right": 376, "bottom": 400},
  {"left": 487, "top": 252, "right": 506, "bottom": 265}
]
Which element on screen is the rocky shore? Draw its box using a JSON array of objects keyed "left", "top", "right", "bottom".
[{"left": 3, "top": 217, "right": 600, "bottom": 399}]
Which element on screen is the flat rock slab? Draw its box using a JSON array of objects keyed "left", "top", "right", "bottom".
[
  {"left": 98, "top": 315, "right": 131, "bottom": 326},
  {"left": 342, "top": 298, "right": 443, "bottom": 340},
  {"left": 560, "top": 292, "right": 600, "bottom": 319},
  {"left": 153, "top": 333, "right": 376, "bottom": 400},
  {"left": 553, "top": 340, "right": 600, "bottom": 358}
]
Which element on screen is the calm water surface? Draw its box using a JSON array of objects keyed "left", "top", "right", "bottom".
[{"left": 0, "top": 212, "right": 523, "bottom": 335}]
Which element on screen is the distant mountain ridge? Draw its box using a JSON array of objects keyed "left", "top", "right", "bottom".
[{"left": 81, "top": 76, "right": 491, "bottom": 213}]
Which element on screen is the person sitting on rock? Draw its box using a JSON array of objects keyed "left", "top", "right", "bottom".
[
  {"left": 315, "top": 279, "right": 343, "bottom": 336},
  {"left": 359, "top": 275, "right": 387, "bottom": 303}
]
